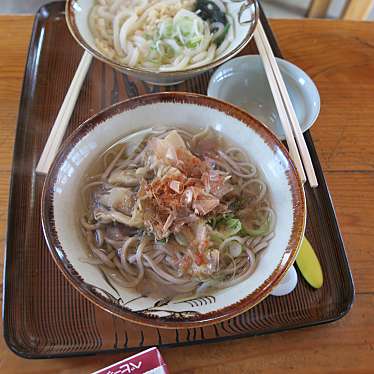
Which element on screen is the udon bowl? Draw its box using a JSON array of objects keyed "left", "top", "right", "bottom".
[
  {"left": 42, "top": 92, "right": 306, "bottom": 329},
  {"left": 66, "top": 0, "right": 259, "bottom": 85}
]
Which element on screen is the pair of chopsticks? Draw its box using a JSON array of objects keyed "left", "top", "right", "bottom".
[
  {"left": 254, "top": 21, "right": 318, "bottom": 188},
  {"left": 36, "top": 51, "right": 93, "bottom": 175}
]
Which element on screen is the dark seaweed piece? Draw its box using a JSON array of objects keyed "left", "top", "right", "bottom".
[
  {"left": 214, "top": 22, "right": 230, "bottom": 46},
  {"left": 195, "top": 0, "right": 228, "bottom": 25},
  {"left": 195, "top": 0, "right": 229, "bottom": 46}
]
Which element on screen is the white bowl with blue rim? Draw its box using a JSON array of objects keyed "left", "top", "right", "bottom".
[{"left": 207, "top": 55, "right": 320, "bottom": 140}]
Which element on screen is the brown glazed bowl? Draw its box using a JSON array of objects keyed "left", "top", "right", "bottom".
[
  {"left": 41, "top": 92, "right": 306, "bottom": 329},
  {"left": 65, "top": 0, "right": 259, "bottom": 85}
]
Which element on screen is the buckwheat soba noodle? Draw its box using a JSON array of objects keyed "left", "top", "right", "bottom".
[
  {"left": 80, "top": 127, "right": 275, "bottom": 296},
  {"left": 88, "top": 0, "right": 234, "bottom": 70}
]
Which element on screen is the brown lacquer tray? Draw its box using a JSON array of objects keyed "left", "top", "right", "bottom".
[{"left": 3, "top": 2, "right": 354, "bottom": 358}]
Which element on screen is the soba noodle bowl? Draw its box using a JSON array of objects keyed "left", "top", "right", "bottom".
[
  {"left": 88, "top": 0, "right": 234, "bottom": 71},
  {"left": 80, "top": 127, "right": 275, "bottom": 296}
]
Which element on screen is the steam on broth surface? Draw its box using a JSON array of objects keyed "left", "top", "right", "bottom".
[
  {"left": 88, "top": 0, "right": 234, "bottom": 71},
  {"left": 80, "top": 127, "right": 275, "bottom": 297}
]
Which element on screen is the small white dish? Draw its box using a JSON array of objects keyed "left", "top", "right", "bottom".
[
  {"left": 208, "top": 55, "right": 320, "bottom": 140},
  {"left": 270, "top": 265, "right": 298, "bottom": 297}
]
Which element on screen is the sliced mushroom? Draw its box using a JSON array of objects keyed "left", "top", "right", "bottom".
[{"left": 108, "top": 169, "right": 139, "bottom": 186}]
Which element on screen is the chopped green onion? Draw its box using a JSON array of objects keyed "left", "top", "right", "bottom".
[
  {"left": 217, "top": 216, "right": 242, "bottom": 238},
  {"left": 210, "top": 230, "right": 224, "bottom": 243},
  {"left": 229, "top": 241, "right": 242, "bottom": 257},
  {"left": 186, "top": 36, "right": 203, "bottom": 49},
  {"left": 241, "top": 215, "right": 272, "bottom": 237},
  {"left": 208, "top": 214, "right": 242, "bottom": 240},
  {"left": 213, "top": 22, "right": 230, "bottom": 46},
  {"left": 159, "top": 19, "right": 174, "bottom": 39}
]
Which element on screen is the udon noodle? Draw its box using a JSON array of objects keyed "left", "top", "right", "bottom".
[
  {"left": 80, "top": 127, "right": 275, "bottom": 296},
  {"left": 88, "top": 0, "right": 234, "bottom": 70}
]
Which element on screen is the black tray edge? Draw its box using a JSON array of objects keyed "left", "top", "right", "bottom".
[
  {"left": 6, "top": 304, "right": 354, "bottom": 360},
  {"left": 261, "top": 4, "right": 355, "bottom": 307},
  {"left": 2, "top": 2, "right": 65, "bottom": 359}
]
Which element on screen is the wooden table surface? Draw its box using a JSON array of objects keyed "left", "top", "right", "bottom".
[{"left": 1, "top": 16, "right": 373, "bottom": 373}]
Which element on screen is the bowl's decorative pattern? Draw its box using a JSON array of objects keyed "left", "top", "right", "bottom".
[{"left": 42, "top": 93, "right": 306, "bottom": 329}]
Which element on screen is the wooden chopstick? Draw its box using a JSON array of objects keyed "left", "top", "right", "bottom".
[
  {"left": 255, "top": 21, "right": 318, "bottom": 188},
  {"left": 36, "top": 51, "right": 93, "bottom": 175},
  {"left": 254, "top": 27, "right": 307, "bottom": 184}
]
